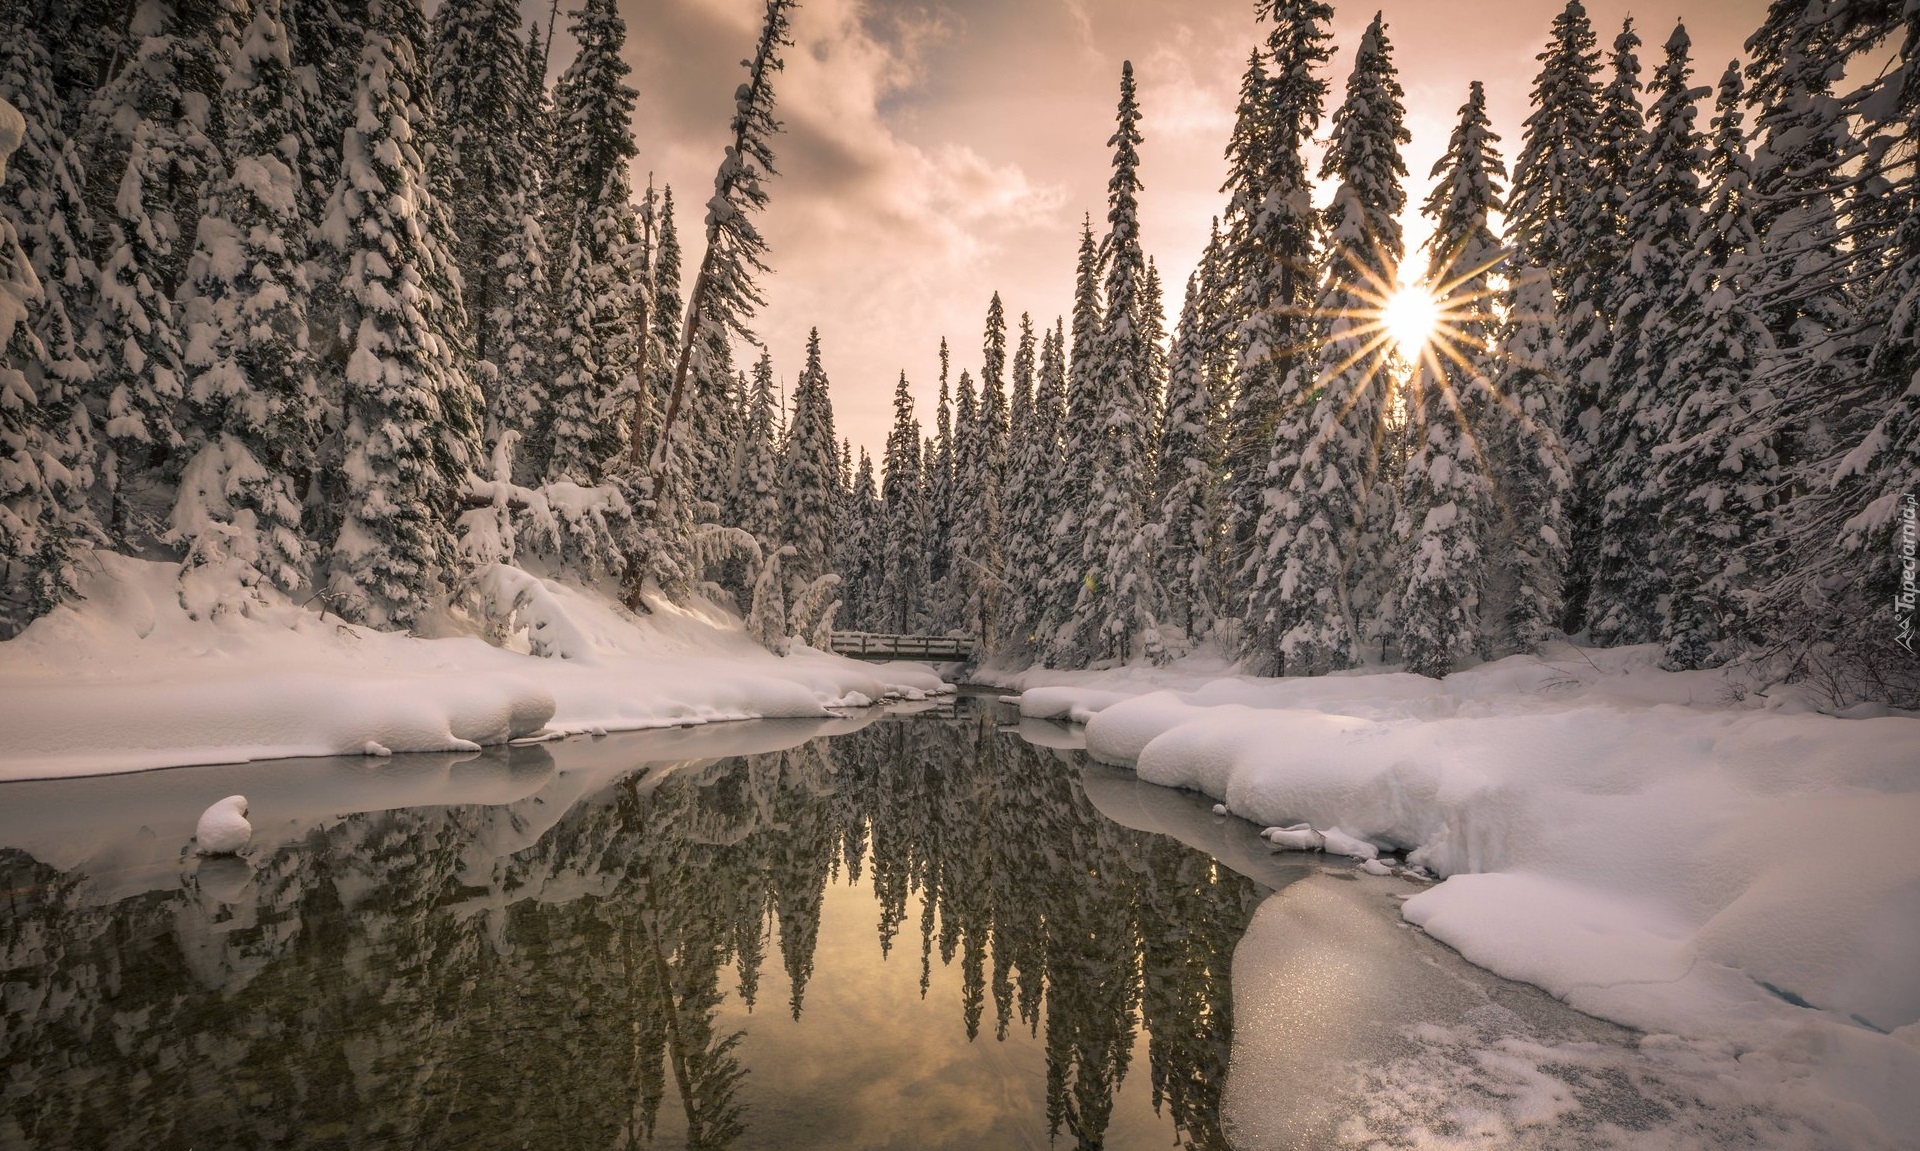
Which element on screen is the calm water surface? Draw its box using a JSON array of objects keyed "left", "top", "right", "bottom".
[{"left": 0, "top": 696, "right": 1278, "bottom": 1150}]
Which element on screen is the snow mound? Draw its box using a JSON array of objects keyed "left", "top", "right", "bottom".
[
  {"left": 0, "top": 554, "right": 950, "bottom": 779},
  {"left": 1027, "top": 649, "right": 1920, "bottom": 1140},
  {"left": 193, "top": 795, "right": 251, "bottom": 856}
]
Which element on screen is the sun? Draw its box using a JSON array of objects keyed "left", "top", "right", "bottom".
[{"left": 1381, "top": 284, "right": 1440, "bottom": 359}]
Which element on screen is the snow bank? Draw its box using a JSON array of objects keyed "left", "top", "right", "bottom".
[
  {"left": 1025, "top": 647, "right": 1920, "bottom": 1141},
  {"left": 0, "top": 554, "right": 948, "bottom": 779}
]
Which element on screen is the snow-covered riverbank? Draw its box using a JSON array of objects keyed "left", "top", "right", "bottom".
[
  {"left": 991, "top": 648, "right": 1920, "bottom": 1146},
  {"left": 0, "top": 554, "right": 946, "bottom": 780}
]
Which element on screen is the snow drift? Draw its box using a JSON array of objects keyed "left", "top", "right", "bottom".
[
  {"left": 0, "top": 554, "right": 947, "bottom": 779},
  {"left": 1016, "top": 647, "right": 1920, "bottom": 1142}
]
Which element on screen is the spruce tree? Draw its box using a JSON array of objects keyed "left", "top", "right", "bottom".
[
  {"left": 1487, "top": 265, "right": 1572, "bottom": 653},
  {"left": 1246, "top": 12, "right": 1407, "bottom": 674},
  {"left": 543, "top": 0, "right": 641, "bottom": 486},
  {"left": 1054, "top": 215, "right": 1103, "bottom": 633},
  {"left": 1032, "top": 318, "right": 1073, "bottom": 658},
  {"left": 732, "top": 348, "right": 782, "bottom": 552},
  {"left": 427, "top": 0, "right": 536, "bottom": 433},
  {"left": 171, "top": 0, "right": 322, "bottom": 612},
  {"left": 925, "top": 340, "right": 956, "bottom": 630},
  {"left": 1, "top": 91, "right": 86, "bottom": 634},
  {"left": 1154, "top": 231, "right": 1227, "bottom": 646},
  {"left": 834, "top": 448, "right": 879, "bottom": 630},
  {"left": 1223, "top": 0, "right": 1333, "bottom": 628},
  {"left": 1071, "top": 60, "right": 1163, "bottom": 666},
  {"left": 1588, "top": 23, "right": 1707, "bottom": 647},
  {"left": 1508, "top": 1, "right": 1603, "bottom": 276},
  {"left": 1001, "top": 311, "right": 1047, "bottom": 655},
  {"left": 0, "top": 27, "right": 96, "bottom": 631},
  {"left": 1651, "top": 62, "right": 1776, "bottom": 670},
  {"left": 1396, "top": 82, "right": 1505, "bottom": 678},
  {"left": 778, "top": 327, "right": 837, "bottom": 585},
  {"left": 648, "top": 0, "right": 794, "bottom": 543},
  {"left": 84, "top": 0, "right": 242, "bottom": 540},
  {"left": 322, "top": 0, "right": 484, "bottom": 629},
  {"left": 879, "top": 370, "right": 926, "bottom": 633},
  {"left": 1560, "top": 18, "right": 1646, "bottom": 632},
  {"left": 959, "top": 293, "right": 1009, "bottom": 648}
]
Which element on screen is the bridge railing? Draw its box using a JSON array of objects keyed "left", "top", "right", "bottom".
[{"left": 829, "top": 632, "right": 976, "bottom": 661}]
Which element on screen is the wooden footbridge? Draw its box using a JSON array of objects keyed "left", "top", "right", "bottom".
[{"left": 829, "top": 632, "right": 976, "bottom": 662}]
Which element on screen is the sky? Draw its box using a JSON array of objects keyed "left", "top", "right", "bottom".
[{"left": 528, "top": 0, "right": 1769, "bottom": 461}]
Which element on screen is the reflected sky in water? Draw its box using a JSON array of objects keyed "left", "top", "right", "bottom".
[{"left": 0, "top": 698, "right": 1267, "bottom": 1150}]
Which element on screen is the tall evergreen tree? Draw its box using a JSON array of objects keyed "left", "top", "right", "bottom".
[
  {"left": 1, "top": 91, "right": 83, "bottom": 633},
  {"left": 0, "top": 28, "right": 97, "bottom": 632},
  {"left": 778, "top": 327, "right": 837, "bottom": 585},
  {"left": 323, "top": 0, "right": 484, "bottom": 629},
  {"left": 958, "top": 293, "right": 1009, "bottom": 648},
  {"left": 1507, "top": 1, "right": 1603, "bottom": 275},
  {"left": 1651, "top": 62, "right": 1776, "bottom": 670},
  {"left": 925, "top": 339, "right": 956, "bottom": 630},
  {"left": 542, "top": 0, "right": 641, "bottom": 486},
  {"left": 648, "top": 0, "right": 794, "bottom": 542},
  {"left": 1487, "top": 265, "right": 1572, "bottom": 653},
  {"left": 1560, "top": 17, "right": 1646, "bottom": 632},
  {"left": 1071, "top": 60, "right": 1163, "bottom": 666},
  {"left": 732, "top": 347, "right": 782, "bottom": 550},
  {"left": 171, "top": 0, "right": 322, "bottom": 612},
  {"left": 1246, "top": 12, "right": 1407, "bottom": 674},
  {"left": 1001, "top": 311, "right": 1048, "bottom": 655},
  {"left": 1031, "top": 318, "right": 1073, "bottom": 659},
  {"left": 427, "top": 0, "right": 536, "bottom": 433},
  {"left": 1153, "top": 231, "right": 1227, "bottom": 646},
  {"left": 85, "top": 0, "right": 242, "bottom": 540},
  {"left": 1223, "top": 0, "right": 1333, "bottom": 628},
  {"left": 1589, "top": 23, "right": 1707, "bottom": 646},
  {"left": 1396, "top": 82, "right": 1504, "bottom": 678},
  {"left": 879, "top": 370, "right": 926, "bottom": 633}
]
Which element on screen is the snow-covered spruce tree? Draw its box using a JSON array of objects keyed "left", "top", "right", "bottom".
[
  {"left": 1650, "top": 62, "right": 1777, "bottom": 671},
  {"left": 321, "top": 0, "right": 484, "bottom": 630},
  {"left": 1396, "top": 82, "right": 1505, "bottom": 679},
  {"left": 1487, "top": 264, "right": 1572, "bottom": 653},
  {"left": 1223, "top": 0, "right": 1332, "bottom": 630},
  {"left": 0, "top": 27, "right": 98, "bottom": 630},
  {"left": 925, "top": 339, "right": 956, "bottom": 630},
  {"left": 1140, "top": 258, "right": 1168, "bottom": 473},
  {"left": 732, "top": 348, "right": 782, "bottom": 550},
  {"left": 84, "top": 0, "right": 243, "bottom": 542},
  {"left": 1154, "top": 224, "right": 1228, "bottom": 646},
  {"left": 170, "top": 0, "right": 323, "bottom": 615},
  {"left": 1, "top": 93, "right": 85, "bottom": 634},
  {"left": 646, "top": 0, "right": 795, "bottom": 599},
  {"left": 428, "top": 0, "right": 538, "bottom": 436},
  {"left": 0, "top": 23, "right": 98, "bottom": 459},
  {"left": 1000, "top": 311, "right": 1047, "bottom": 656},
  {"left": 1048, "top": 219, "right": 1103, "bottom": 650},
  {"left": 1558, "top": 17, "right": 1646, "bottom": 633},
  {"left": 956, "top": 293, "right": 1008, "bottom": 649},
  {"left": 1071, "top": 60, "right": 1164, "bottom": 667},
  {"left": 778, "top": 327, "right": 837, "bottom": 586},
  {"left": 879, "top": 370, "right": 927, "bottom": 634},
  {"left": 948, "top": 366, "right": 980, "bottom": 633},
  {"left": 1030, "top": 318, "right": 1071, "bottom": 658},
  {"left": 635, "top": 185, "right": 684, "bottom": 471},
  {"left": 1507, "top": 1, "right": 1602, "bottom": 282},
  {"left": 1246, "top": 12, "right": 1407, "bottom": 676},
  {"left": 542, "top": 0, "right": 641, "bottom": 487},
  {"left": 833, "top": 448, "right": 878, "bottom": 630},
  {"left": 1747, "top": 4, "right": 1916, "bottom": 703},
  {"left": 1588, "top": 22, "right": 1707, "bottom": 648}
]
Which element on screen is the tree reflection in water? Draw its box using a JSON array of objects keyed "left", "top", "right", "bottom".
[{"left": 0, "top": 700, "right": 1260, "bottom": 1150}]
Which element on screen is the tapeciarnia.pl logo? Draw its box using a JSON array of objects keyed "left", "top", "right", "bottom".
[{"left": 1898, "top": 493, "right": 1917, "bottom": 655}]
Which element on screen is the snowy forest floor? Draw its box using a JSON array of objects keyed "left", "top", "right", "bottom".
[
  {"left": 0, "top": 552, "right": 947, "bottom": 779},
  {"left": 985, "top": 648, "right": 1920, "bottom": 1147}
]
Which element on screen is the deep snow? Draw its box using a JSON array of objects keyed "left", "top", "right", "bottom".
[
  {"left": 995, "top": 646, "right": 1920, "bottom": 1146},
  {"left": 0, "top": 553, "right": 947, "bottom": 779}
]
